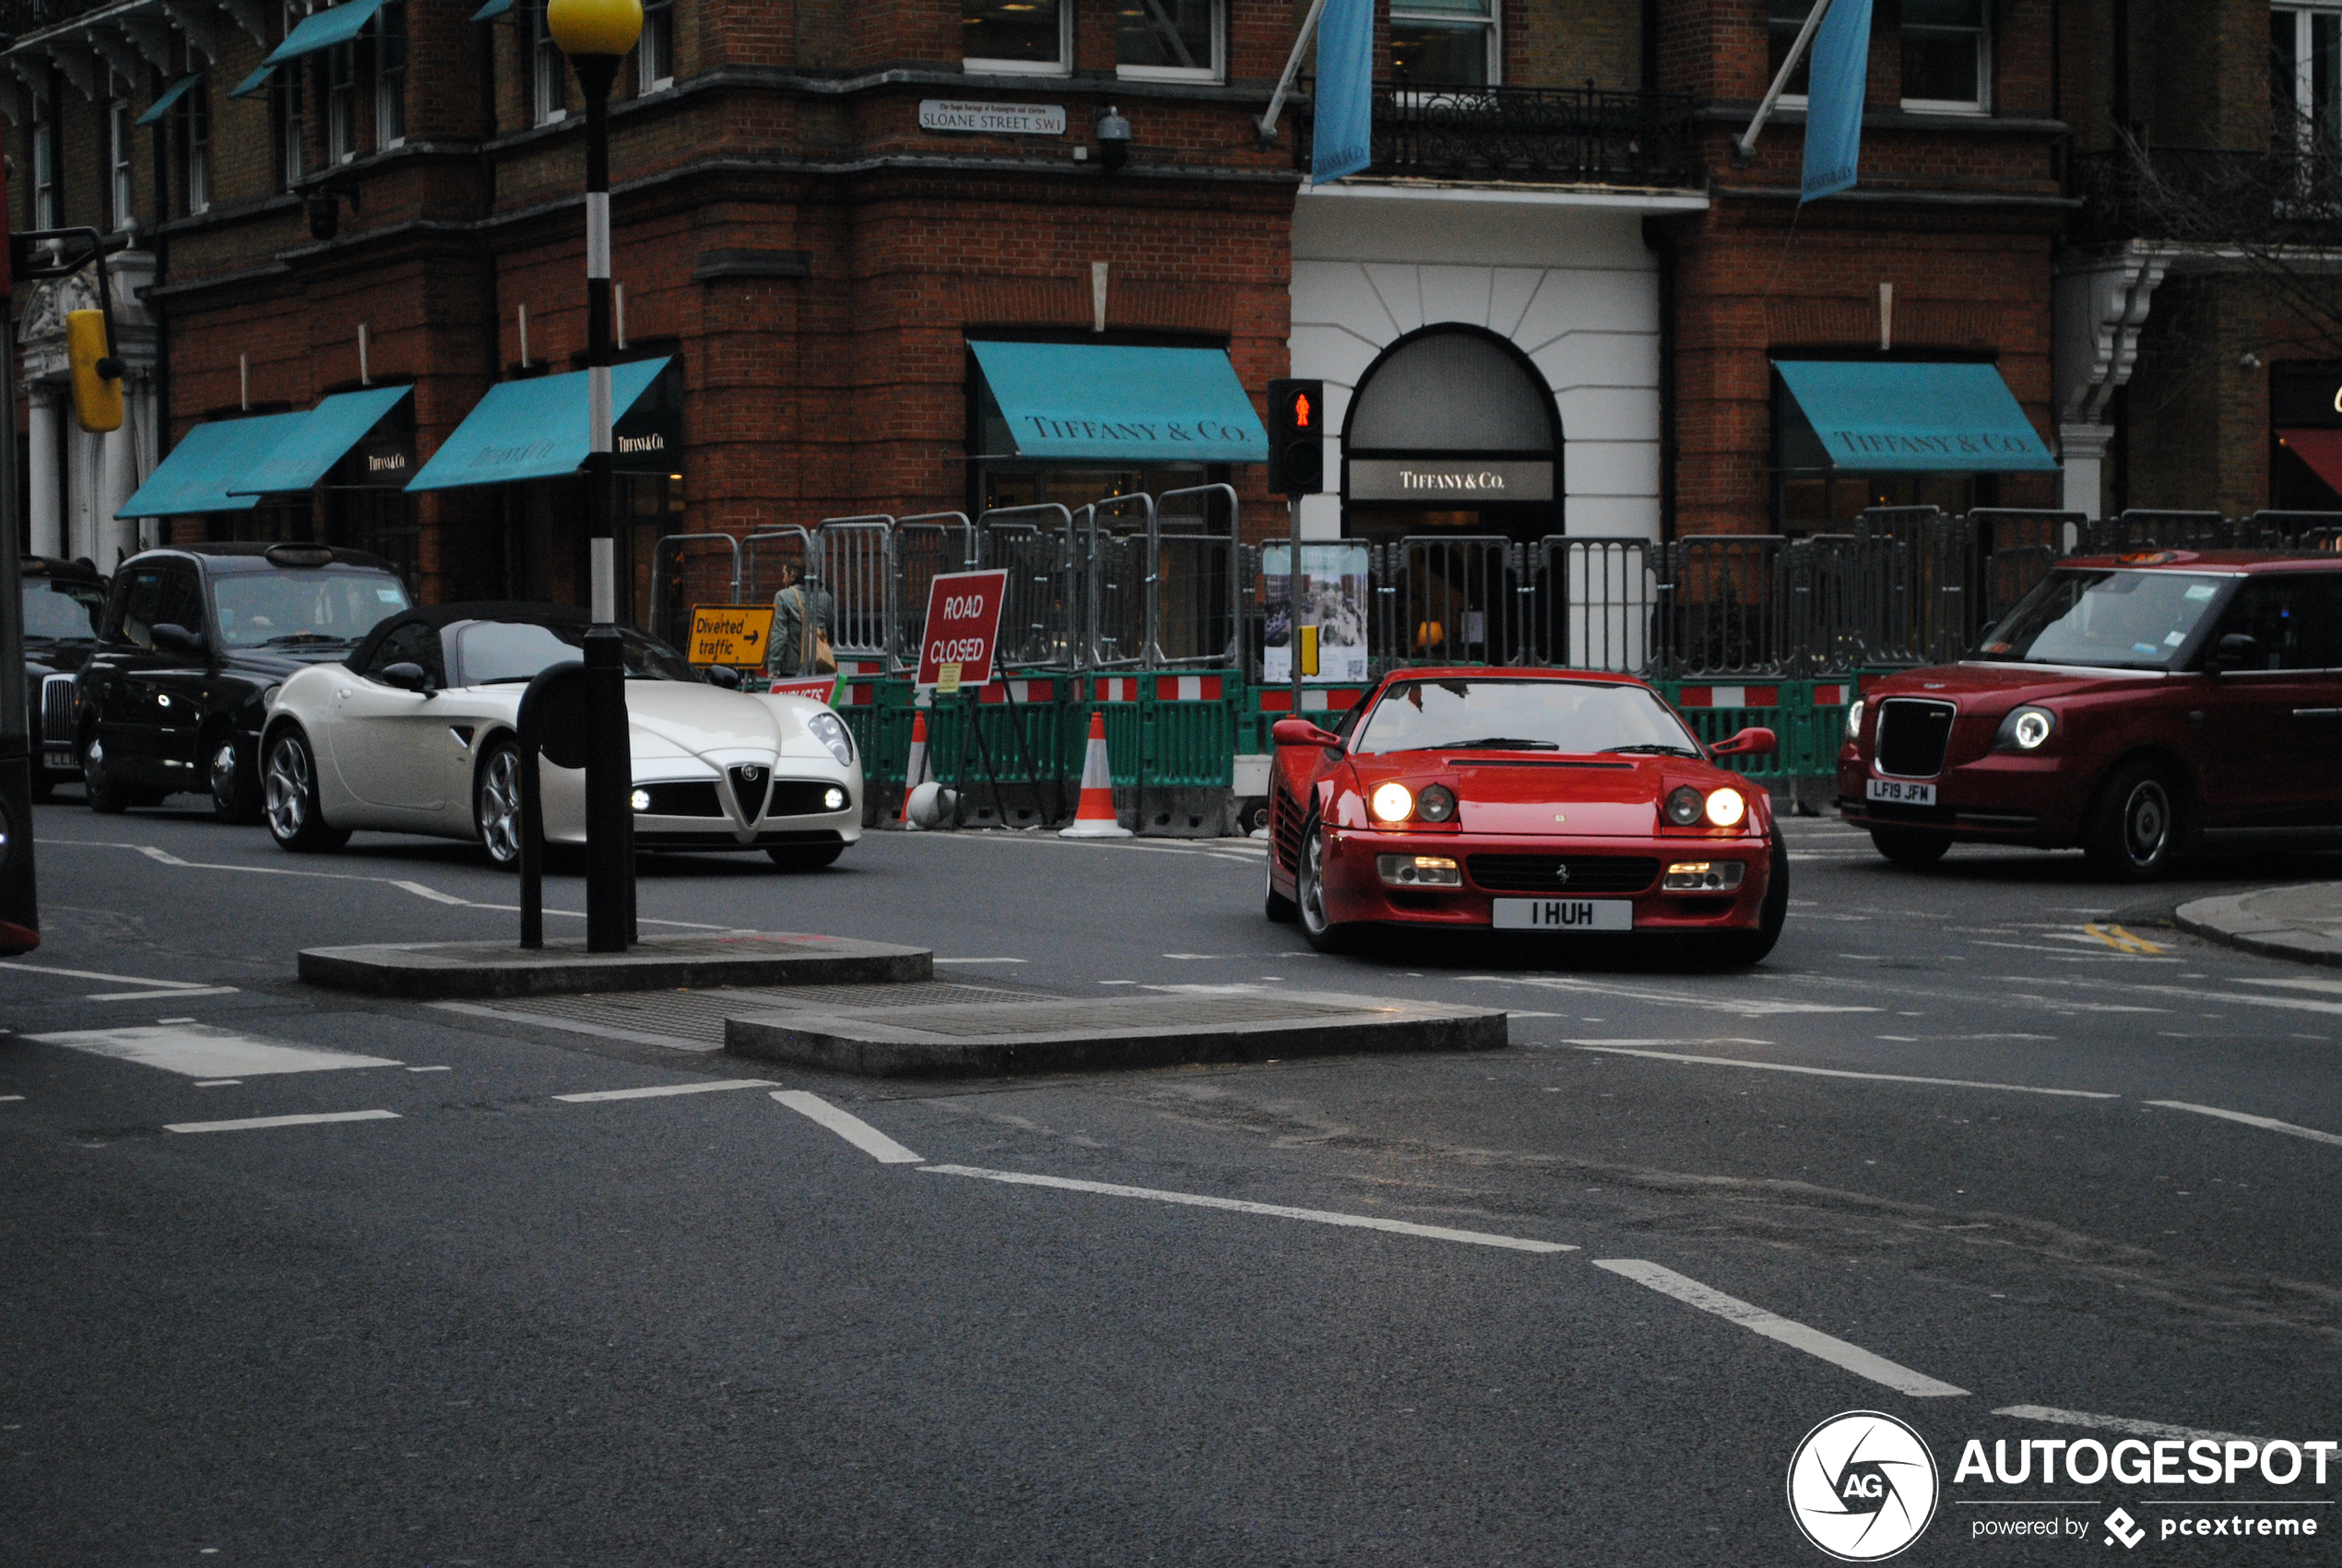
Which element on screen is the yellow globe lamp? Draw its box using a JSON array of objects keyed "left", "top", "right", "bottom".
[{"left": 547, "top": 0, "right": 643, "bottom": 57}]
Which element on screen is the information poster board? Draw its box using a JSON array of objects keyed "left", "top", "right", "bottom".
[{"left": 1261, "top": 543, "right": 1370, "bottom": 684}]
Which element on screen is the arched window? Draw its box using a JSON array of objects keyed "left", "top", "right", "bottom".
[{"left": 1343, "top": 326, "right": 1560, "bottom": 542}]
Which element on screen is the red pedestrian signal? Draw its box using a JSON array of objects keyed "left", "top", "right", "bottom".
[{"left": 1266, "top": 378, "right": 1324, "bottom": 496}]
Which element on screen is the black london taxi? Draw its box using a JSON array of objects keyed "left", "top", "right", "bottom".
[
  {"left": 21, "top": 555, "right": 109, "bottom": 799},
  {"left": 74, "top": 543, "right": 411, "bottom": 819}
]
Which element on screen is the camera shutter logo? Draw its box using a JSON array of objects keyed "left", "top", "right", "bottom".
[{"left": 1787, "top": 1411, "right": 1939, "bottom": 1562}]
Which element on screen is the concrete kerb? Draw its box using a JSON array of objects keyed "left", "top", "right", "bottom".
[
  {"left": 2173, "top": 883, "right": 2342, "bottom": 968},
  {"left": 297, "top": 932, "right": 934, "bottom": 999}
]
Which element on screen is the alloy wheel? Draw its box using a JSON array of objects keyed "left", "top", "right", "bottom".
[
  {"left": 2122, "top": 778, "right": 2171, "bottom": 868},
  {"left": 1298, "top": 820, "right": 1331, "bottom": 936},
  {"left": 478, "top": 748, "right": 523, "bottom": 865},
  {"left": 210, "top": 742, "right": 240, "bottom": 810},
  {"left": 264, "top": 737, "right": 310, "bottom": 840}
]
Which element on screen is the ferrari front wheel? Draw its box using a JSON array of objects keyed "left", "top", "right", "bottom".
[
  {"left": 1295, "top": 816, "right": 1354, "bottom": 954},
  {"left": 1686, "top": 835, "right": 1789, "bottom": 968}
]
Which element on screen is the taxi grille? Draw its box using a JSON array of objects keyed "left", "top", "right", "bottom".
[
  {"left": 1874, "top": 699, "right": 1956, "bottom": 779},
  {"left": 1467, "top": 855, "right": 1660, "bottom": 894},
  {"left": 40, "top": 674, "right": 76, "bottom": 748}
]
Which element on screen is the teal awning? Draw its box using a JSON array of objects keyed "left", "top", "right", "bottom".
[
  {"left": 134, "top": 72, "right": 201, "bottom": 126},
  {"left": 265, "top": 0, "right": 387, "bottom": 65},
  {"left": 1774, "top": 360, "right": 2059, "bottom": 474},
  {"left": 406, "top": 360, "right": 671, "bottom": 492},
  {"left": 227, "top": 385, "right": 413, "bottom": 496},
  {"left": 117, "top": 413, "right": 313, "bottom": 518},
  {"left": 470, "top": 0, "right": 515, "bottom": 18},
  {"left": 229, "top": 64, "right": 275, "bottom": 100},
  {"left": 970, "top": 341, "right": 1269, "bottom": 464}
]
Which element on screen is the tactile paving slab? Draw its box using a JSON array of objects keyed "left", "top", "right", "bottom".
[
  {"left": 723, "top": 990, "right": 1508, "bottom": 1078},
  {"left": 298, "top": 932, "right": 932, "bottom": 998}
]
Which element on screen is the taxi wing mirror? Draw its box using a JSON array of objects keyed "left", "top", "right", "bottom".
[
  {"left": 2209, "top": 632, "right": 2261, "bottom": 673},
  {"left": 149, "top": 622, "right": 204, "bottom": 657},
  {"left": 1710, "top": 725, "right": 1776, "bottom": 758},
  {"left": 1272, "top": 717, "right": 1342, "bottom": 749},
  {"left": 379, "top": 661, "right": 432, "bottom": 694}
]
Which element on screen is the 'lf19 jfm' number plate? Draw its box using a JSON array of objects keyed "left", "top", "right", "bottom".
[
  {"left": 1493, "top": 898, "right": 1633, "bottom": 932},
  {"left": 1866, "top": 777, "right": 1936, "bottom": 806}
]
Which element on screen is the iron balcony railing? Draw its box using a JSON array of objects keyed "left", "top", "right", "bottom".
[
  {"left": 1293, "top": 80, "right": 1699, "bottom": 189},
  {"left": 2068, "top": 145, "right": 2342, "bottom": 247},
  {"left": 0, "top": 0, "right": 115, "bottom": 39}
]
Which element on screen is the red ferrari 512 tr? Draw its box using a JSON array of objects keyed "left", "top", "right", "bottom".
[{"left": 1262, "top": 668, "right": 1788, "bottom": 965}]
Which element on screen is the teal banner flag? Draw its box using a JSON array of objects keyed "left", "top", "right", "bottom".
[
  {"left": 1801, "top": 0, "right": 1873, "bottom": 202},
  {"left": 1312, "top": 0, "right": 1373, "bottom": 185}
]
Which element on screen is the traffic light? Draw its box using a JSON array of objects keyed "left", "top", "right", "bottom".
[
  {"left": 1266, "top": 377, "right": 1324, "bottom": 497},
  {"left": 65, "top": 308, "right": 123, "bottom": 433}
]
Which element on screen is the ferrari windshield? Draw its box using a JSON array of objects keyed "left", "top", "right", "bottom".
[
  {"left": 1973, "top": 569, "right": 2230, "bottom": 669},
  {"left": 23, "top": 578, "right": 104, "bottom": 641},
  {"left": 1353, "top": 678, "right": 1704, "bottom": 757},
  {"left": 211, "top": 570, "right": 410, "bottom": 650},
  {"left": 454, "top": 620, "right": 695, "bottom": 685}
]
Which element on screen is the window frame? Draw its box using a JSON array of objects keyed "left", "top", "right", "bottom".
[
  {"left": 1387, "top": 0, "right": 1501, "bottom": 90},
  {"left": 2273, "top": 4, "right": 2342, "bottom": 152},
  {"left": 326, "top": 39, "right": 358, "bottom": 163},
  {"left": 181, "top": 81, "right": 209, "bottom": 214},
  {"left": 31, "top": 102, "right": 58, "bottom": 230},
  {"left": 637, "top": 0, "right": 674, "bottom": 93},
  {"left": 1116, "top": 0, "right": 1224, "bottom": 84},
  {"left": 1898, "top": 0, "right": 1992, "bottom": 115},
  {"left": 278, "top": 54, "right": 306, "bottom": 189},
  {"left": 108, "top": 96, "right": 133, "bottom": 230},
  {"left": 962, "top": 0, "right": 1074, "bottom": 78},
  {"left": 531, "top": 3, "right": 569, "bottom": 124},
  {"left": 374, "top": 0, "right": 407, "bottom": 147}
]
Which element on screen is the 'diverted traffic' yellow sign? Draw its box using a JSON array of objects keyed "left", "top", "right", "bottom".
[{"left": 687, "top": 604, "right": 775, "bottom": 666}]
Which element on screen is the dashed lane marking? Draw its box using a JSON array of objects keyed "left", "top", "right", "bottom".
[
  {"left": 2144, "top": 1100, "right": 2342, "bottom": 1149},
  {"left": 27, "top": 1024, "right": 400, "bottom": 1079},
  {"left": 1967, "top": 939, "right": 2177, "bottom": 964},
  {"left": 771, "top": 1091, "right": 925, "bottom": 1164},
  {"left": 0, "top": 961, "right": 228, "bottom": 991},
  {"left": 85, "top": 986, "right": 242, "bottom": 1002},
  {"left": 1993, "top": 1406, "right": 2252, "bottom": 1442},
  {"left": 923, "top": 1164, "right": 1577, "bottom": 1254},
  {"left": 1463, "top": 974, "right": 1882, "bottom": 1016},
  {"left": 933, "top": 958, "right": 1027, "bottom": 965},
  {"left": 0, "top": 1094, "right": 23, "bottom": 1102},
  {"left": 555, "top": 1079, "right": 775, "bottom": 1103},
  {"left": 165, "top": 1109, "right": 400, "bottom": 1134},
  {"left": 1569, "top": 1044, "right": 2118, "bottom": 1099},
  {"left": 1594, "top": 1259, "right": 1968, "bottom": 1397},
  {"left": 2240, "top": 977, "right": 2342, "bottom": 996}
]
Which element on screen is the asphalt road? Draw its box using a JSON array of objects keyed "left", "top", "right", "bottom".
[{"left": 6, "top": 794, "right": 2341, "bottom": 1565}]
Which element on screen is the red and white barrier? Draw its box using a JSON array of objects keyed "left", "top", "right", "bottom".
[
  {"left": 1674, "top": 685, "right": 1780, "bottom": 709},
  {"left": 1059, "top": 709, "right": 1131, "bottom": 839}
]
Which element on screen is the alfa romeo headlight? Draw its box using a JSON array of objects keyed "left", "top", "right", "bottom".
[
  {"left": 806, "top": 710, "right": 855, "bottom": 767},
  {"left": 1370, "top": 782, "right": 1414, "bottom": 823},
  {"left": 1705, "top": 787, "right": 1746, "bottom": 828},
  {"left": 1844, "top": 697, "right": 1864, "bottom": 741},
  {"left": 1665, "top": 785, "right": 1703, "bottom": 826},
  {"left": 1996, "top": 705, "right": 2056, "bottom": 751}
]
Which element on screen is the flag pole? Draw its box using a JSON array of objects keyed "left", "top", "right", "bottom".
[
  {"left": 1257, "top": 0, "right": 1333, "bottom": 141},
  {"left": 1733, "top": 0, "right": 1836, "bottom": 165}
]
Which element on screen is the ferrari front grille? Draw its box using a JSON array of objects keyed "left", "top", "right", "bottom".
[{"left": 1467, "top": 855, "right": 1660, "bottom": 894}]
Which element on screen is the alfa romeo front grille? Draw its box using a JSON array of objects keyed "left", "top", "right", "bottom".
[
  {"left": 1874, "top": 699, "right": 1957, "bottom": 779},
  {"left": 637, "top": 782, "right": 722, "bottom": 818},
  {"left": 766, "top": 779, "right": 843, "bottom": 817},
  {"left": 1467, "top": 855, "right": 1659, "bottom": 894},
  {"left": 727, "top": 765, "right": 773, "bottom": 819}
]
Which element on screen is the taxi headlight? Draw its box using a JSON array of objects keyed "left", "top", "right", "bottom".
[
  {"left": 806, "top": 710, "right": 855, "bottom": 767},
  {"left": 1417, "top": 784, "right": 1458, "bottom": 822},
  {"left": 1370, "top": 781, "right": 1414, "bottom": 823},
  {"left": 1664, "top": 859, "right": 1747, "bottom": 891},
  {"left": 630, "top": 788, "right": 652, "bottom": 812},
  {"left": 1844, "top": 696, "right": 1864, "bottom": 741},
  {"left": 1705, "top": 787, "right": 1746, "bottom": 828},
  {"left": 1664, "top": 785, "right": 1704, "bottom": 826},
  {"left": 1996, "top": 705, "right": 2056, "bottom": 751},
  {"left": 1377, "top": 854, "right": 1461, "bottom": 888}
]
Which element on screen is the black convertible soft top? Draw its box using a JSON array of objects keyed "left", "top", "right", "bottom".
[{"left": 345, "top": 600, "right": 589, "bottom": 674}]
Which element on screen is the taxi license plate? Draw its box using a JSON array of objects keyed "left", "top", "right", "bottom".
[
  {"left": 1866, "top": 778, "right": 1936, "bottom": 807},
  {"left": 1493, "top": 898, "right": 1633, "bottom": 932}
]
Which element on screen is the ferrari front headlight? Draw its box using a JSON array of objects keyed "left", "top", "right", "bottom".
[
  {"left": 1665, "top": 785, "right": 1703, "bottom": 826},
  {"left": 1705, "top": 787, "right": 1746, "bottom": 828},
  {"left": 806, "top": 710, "right": 855, "bottom": 767},
  {"left": 1370, "top": 781, "right": 1414, "bottom": 823}
]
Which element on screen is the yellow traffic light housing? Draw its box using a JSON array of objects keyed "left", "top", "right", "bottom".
[{"left": 65, "top": 308, "right": 123, "bottom": 433}]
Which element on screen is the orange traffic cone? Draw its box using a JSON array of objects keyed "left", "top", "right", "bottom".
[
  {"left": 1059, "top": 708, "right": 1131, "bottom": 838},
  {"left": 899, "top": 706, "right": 931, "bottom": 831}
]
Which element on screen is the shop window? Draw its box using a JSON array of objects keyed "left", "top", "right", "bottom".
[
  {"left": 1766, "top": 0, "right": 1814, "bottom": 100},
  {"left": 963, "top": 0, "right": 1069, "bottom": 76},
  {"left": 328, "top": 41, "right": 358, "bottom": 162},
  {"left": 531, "top": 4, "right": 567, "bottom": 124},
  {"left": 637, "top": 0, "right": 673, "bottom": 92},
  {"left": 1901, "top": 0, "right": 1988, "bottom": 112},
  {"left": 108, "top": 97, "right": 133, "bottom": 230},
  {"left": 1390, "top": 0, "right": 1498, "bottom": 88},
  {"left": 375, "top": 0, "right": 407, "bottom": 147},
  {"left": 2272, "top": 6, "right": 2342, "bottom": 150},
  {"left": 1118, "top": 0, "right": 1221, "bottom": 82},
  {"left": 31, "top": 104, "right": 57, "bottom": 229},
  {"left": 180, "top": 81, "right": 209, "bottom": 214}
]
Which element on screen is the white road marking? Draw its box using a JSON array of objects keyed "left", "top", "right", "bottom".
[
  {"left": 1594, "top": 1259, "right": 1968, "bottom": 1397},
  {"left": 2241, "top": 977, "right": 2342, "bottom": 996},
  {"left": 0, "top": 961, "right": 219, "bottom": 989},
  {"left": 85, "top": 985, "right": 242, "bottom": 1001},
  {"left": 1967, "top": 939, "right": 2177, "bottom": 964},
  {"left": 27, "top": 1024, "right": 400, "bottom": 1079},
  {"left": 934, "top": 957, "right": 1027, "bottom": 965},
  {"left": 556, "top": 1079, "right": 775, "bottom": 1103},
  {"left": 1558, "top": 1037, "right": 1774, "bottom": 1047},
  {"left": 427, "top": 1001, "right": 713, "bottom": 1054},
  {"left": 925, "top": 1164, "right": 1576, "bottom": 1253},
  {"left": 166, "top": 1109, "right": 401, "bottom": 1134},
  {"left": 1993, "top": 1405, "right": 2252, "bottom": 1442},
  {"left": 2137, "top": 984, "right": 2342, "bottom": 1018},
  {"left": 391, "top": 879, "right": 471, "bottom": 905},
  {"left": 2009, "top": 995, "right": 2168, "bottom": 1014},
  {"left": 156, "top": 1017, "right": 196, "bottom": 1024},
  {"left": 192, "top": 1079, "right": 241, "bottom": 1088},
  {"left": 1466, "top": 974, "right": 1880, "bottom": 1016},
  {"left": 406, "top": 1066, "right": 451, "bottom": 1073},
  {"left": 1569, "top": 1044, "right": 2118, "bottom": 1099},
  {"left": 771, "top": 1091, "right": 925, "bottom": 1163},
  {"left": 0, "top": 1094, "right": 24, "bottom": 1102},
  {"left": 2144, "top": 1101, "right": 2342, "bottom": 1149}
]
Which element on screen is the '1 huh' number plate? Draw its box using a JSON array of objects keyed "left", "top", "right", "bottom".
[{"left": 1493, "top": 898, "right": 1633, "bottom": 932}]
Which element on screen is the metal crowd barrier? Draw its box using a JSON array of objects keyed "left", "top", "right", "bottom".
[{"left": 647, "top": 531, "right": 740, "bottom": 653}]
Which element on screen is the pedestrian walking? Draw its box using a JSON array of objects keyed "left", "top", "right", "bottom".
[{"left": 766, "top": 560, "right": 837, "bottom": 678}]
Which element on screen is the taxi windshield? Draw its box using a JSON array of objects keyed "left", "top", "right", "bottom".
[
  {"left": 1973, "top": 570, "right": 2230, "bottom": 669},
  {"left": 454, "top": 620, "right": 694, "bottom": 685},
  {"left": 1353, "top": 678, "right": 1704, "bottom": 757},
  {"left": 211, "top": 570, "right": 411, "bottom": 650},
  {"left": 23, "top": 578, "right": 105, "bottom": 641}
]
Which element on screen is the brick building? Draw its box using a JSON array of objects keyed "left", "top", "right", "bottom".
[{"left": 6, "top": 1, "right": 2312, "bottom": 627}]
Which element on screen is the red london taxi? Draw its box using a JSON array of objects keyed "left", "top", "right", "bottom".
[
  {"left": 1838, "top": 551, "right": 2342, "bottom": 881},
  {"left": 1263, "top": 668, "right": 1788, "bottom": 965}
]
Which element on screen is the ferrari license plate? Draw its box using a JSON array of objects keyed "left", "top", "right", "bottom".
[
  {"left": 1866, "top": 777, "right": 1936, "bottom": 806},
  {"left": 1493, "top": 898, "right": 1633, "bottom": 932}
]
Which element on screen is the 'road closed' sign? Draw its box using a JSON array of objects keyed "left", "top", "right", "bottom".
[
  {"left": 688, "top": 604, "right": 775, "bottom": 666},
  {"left": 917, "top": 570, "right": 1010, "bottom": 690}
]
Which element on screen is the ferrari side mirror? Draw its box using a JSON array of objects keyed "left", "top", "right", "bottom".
[
  {"left": 1272, "top": 717, "right": 1342, "bottom": 749},
  {"left": 1710, "top": 725, "right": 1776, "bottom": 758}
]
